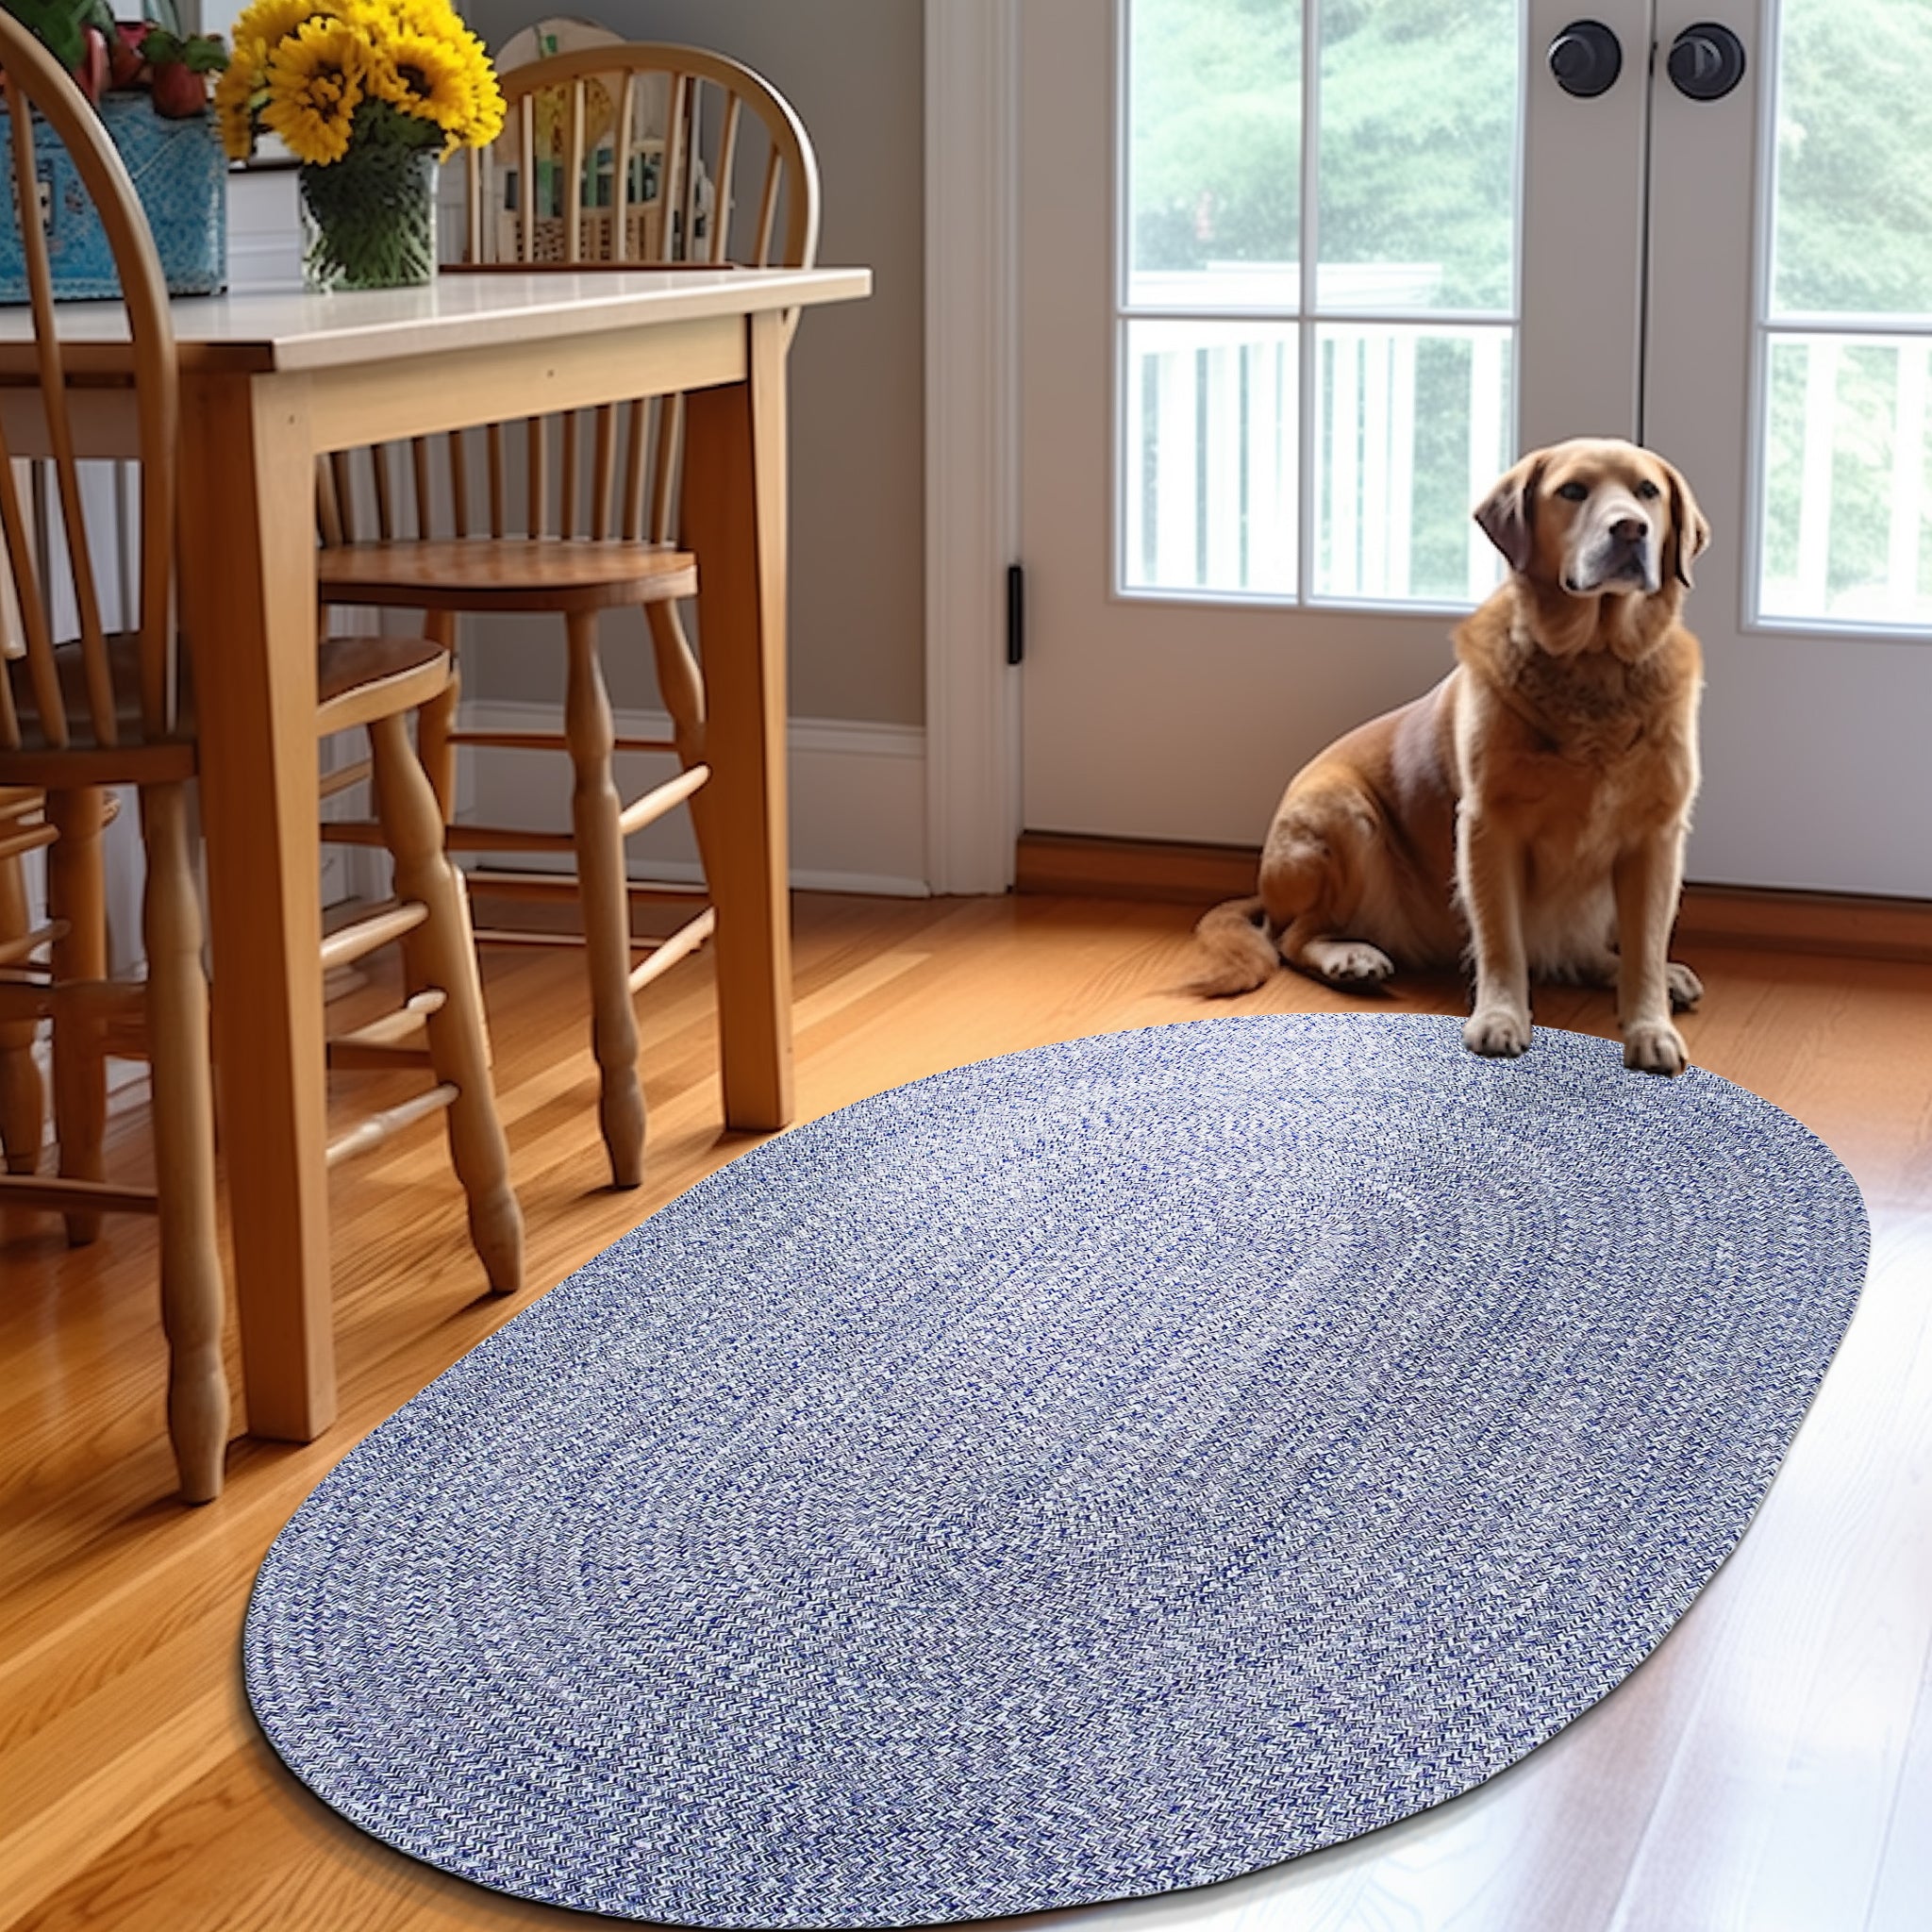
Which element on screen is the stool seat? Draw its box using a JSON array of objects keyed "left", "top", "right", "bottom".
[
  {"left": 8, "top": 630, "right": 452, "bottom": 744},
  {"left": 319, "top": 539, "right": 698, "bottom": 614}
]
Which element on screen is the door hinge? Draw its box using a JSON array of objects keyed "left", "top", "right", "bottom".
[{"left": 1006, "top": 562, "right": 1024, "bottom": 666}]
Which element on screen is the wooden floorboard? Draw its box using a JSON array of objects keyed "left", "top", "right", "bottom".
[{"left": 3, "top": 891, "right": 1929, "bottom": 1931}]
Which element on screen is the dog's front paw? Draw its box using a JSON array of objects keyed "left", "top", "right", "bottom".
[
  {"left": 1464, "top": 1006, "right": 1531, "bottom": 1058},
  {"left": 1624, "top": 1019, "right": 1689, "bottom": 1076},
  {"left": 1666, "top": 961, "right": 1704, "bottom": 1011},
  {"left": 1305, "top": 938, "right": 1395, "bottom": 987}
]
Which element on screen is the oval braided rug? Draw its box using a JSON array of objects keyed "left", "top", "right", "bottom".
[{"left": 246, "top": 1015, "right": 1867, "bottom": 1928}]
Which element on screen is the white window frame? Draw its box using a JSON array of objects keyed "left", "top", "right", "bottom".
[{"left": 924, "top": 0, "right": 1021, "bottom": 894}]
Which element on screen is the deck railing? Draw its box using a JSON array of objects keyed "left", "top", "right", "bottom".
[
  {"left": 1121, "top": 284, "right": 1511, "bottom": 607},
  {"left": 1761, "top": 332, "right": 1931, "bottom": 625}
]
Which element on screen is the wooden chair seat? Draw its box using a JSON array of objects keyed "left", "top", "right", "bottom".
[
  {"left": 5, "top": 635, "right": 194, "bottom": 784},
  {"left": 315, "top": 632, "right": 452, "bottom": 733},
  {"left": 319, "top": 539, "right": 698, "bottom": 614},
  {"left": 8, "top": 630, "right": 446, "bottom": 744}
]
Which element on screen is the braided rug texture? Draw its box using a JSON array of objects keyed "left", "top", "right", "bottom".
[{"left": 246, "top": 1014, "right": 1867, "bottom": 1928}]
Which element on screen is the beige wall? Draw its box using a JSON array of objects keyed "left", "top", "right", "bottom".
[{"left": 463, "top": 0, "right": 924, "bottom": 726}]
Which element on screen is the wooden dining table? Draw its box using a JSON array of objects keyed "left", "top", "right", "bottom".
[{"left": 0, "top": 263, "right": 870, "bottom": 1444}]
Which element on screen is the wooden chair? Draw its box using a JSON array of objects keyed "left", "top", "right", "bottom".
[
  {"left": 316, "top": 42, "right": 820, "bottom": 1188},
  {"left": 0, "top": 787, "right": 51, "bottom": 1171},
  {"left": 0, "top": 17, "right": 523, "bottom": 1502}
]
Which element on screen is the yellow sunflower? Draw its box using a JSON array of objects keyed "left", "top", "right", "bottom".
[
  {"left": 460, "top": 74, "right": 506, "bottom": 149},
  {"left": 262, "top": 17, "right": 368, "bottom": 167},
  {"left": 230, "top": 0, "right": 342, "bottom": 72},
  {"left": 444, "top": 31, "right": 505, "bottom": 147},
  {"left": 213, "top": 59, "right": 261, "bottom": 159},
  {"left": 345, "top": 0, "right": 452, "bottom": 49},
  {"left": 392, "top": 0, "right": 470, "bottom": 39},
  {"left": 350, "top": 0, "right": 503, "bottom": 145},
  {"left": 367, "top": 30, "right": 473, "bottom": 128}
]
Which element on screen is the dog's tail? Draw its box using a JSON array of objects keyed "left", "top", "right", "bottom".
[{"left": 1190, "top": 895, "right": 1278, "bottom": 996}]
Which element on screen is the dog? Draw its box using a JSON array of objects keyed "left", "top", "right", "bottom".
[{"left": 1193, "top": 437, "right": 1710, "bottom": 1076}]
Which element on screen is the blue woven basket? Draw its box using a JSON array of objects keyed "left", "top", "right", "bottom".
[{"left": 0, "top": 95, "right": 226, "bottom": 301}]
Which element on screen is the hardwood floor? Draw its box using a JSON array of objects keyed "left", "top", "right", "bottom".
[{"left": 3, "top": 891, "right": 1929, "bottom": 1931}]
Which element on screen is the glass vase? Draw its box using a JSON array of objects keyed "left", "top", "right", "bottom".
[{"left": 299, "top": 147, "right": 437, "bottom": 293}]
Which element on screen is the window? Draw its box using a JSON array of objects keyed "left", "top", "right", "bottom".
[{"left": 1120, "top": 0, "right": 1522, "bottom": 607}]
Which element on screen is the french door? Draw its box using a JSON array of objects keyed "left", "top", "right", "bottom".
[{"left": 1017, "top": 0, "right": 1932, "bottom": 896}]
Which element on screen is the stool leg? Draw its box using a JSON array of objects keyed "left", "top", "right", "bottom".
[
  {"left": 417, "top": 611, "right": 460, "bottom": 823},
  {"left": 47, "top": 787, "right": 108, "bottom": 1245},
  {"left": 399, "top": 614, "right": 460, "bottom": 1006},
  {"left": 142, "top": 780, "right": 228, "bottom": 1504},
  {"left": 0, "top": 845, "right": 43, "bottom": 1174},
  {"left": 369, "top": 711, "right": 524, "bottom": 1296},
  {"left": 645, "top": 597, "right": 719, "bottom": 875},
  {"left": 564, "top": 609, "right": 645, "bottom": 1188}
]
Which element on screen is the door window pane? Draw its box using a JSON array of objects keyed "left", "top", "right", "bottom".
[
  {"left": 1313, "top": 325, "right": 1510, "bottom": 602},
  {"left": 1125, "top": 0, "right": 1303, "bottom": 309},
  {"left": 1770, "top": 0, "right": 1932, "bottom": 317},
  {"left": 1759, "top": 335, "right": 1932, "bottom": 625},
  {"left": 1758, "top": 1, "right": 1932, "bottom": 626},
  {"left": 1316, "top": 0, "right": 1519, "bottom": 314},
  {"left": 1120, "top": 0, "right": 1518, "bottom": 604},
  {"left": 1124, "top": 319, "right": 1299, "bottom": 595}
]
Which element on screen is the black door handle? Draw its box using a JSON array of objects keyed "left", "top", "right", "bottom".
[
  {"left": 1549, "top": 18, "right": 1623, "bottom": 97},
  {"left": 1668, "top": 22, "right": 1748, "bottom": 101}
]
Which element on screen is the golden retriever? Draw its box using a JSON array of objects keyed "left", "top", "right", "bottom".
[{"left": 1193, "top": 436, "right": 1710, "bottom": 1075}]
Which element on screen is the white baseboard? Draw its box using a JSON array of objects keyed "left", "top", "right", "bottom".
[{"left": 457, "top": 701, "right": 932, "bottom": 899}]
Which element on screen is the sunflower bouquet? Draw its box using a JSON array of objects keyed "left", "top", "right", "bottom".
[{"left": 216, "top": 0, "right": 504, "bottom": 289}]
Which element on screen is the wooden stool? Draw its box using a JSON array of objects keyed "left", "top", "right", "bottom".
[
  {"left": 316, "top": 42, "right": 820, "bottom": 1189},
  {"left": 313, "top": 638, "right": 523, "bottom": 1299}
]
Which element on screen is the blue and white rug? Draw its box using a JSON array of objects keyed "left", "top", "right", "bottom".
[{"left": 246, "top": 1015, "right": 1867, "bottom": 1927}]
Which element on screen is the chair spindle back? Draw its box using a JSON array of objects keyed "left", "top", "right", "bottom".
[
  {"left": 317, "top": 42, "right": 819, "bottom": 552},
  {"left": 0, "top": 12, "right": 177, "bottom": 757}
]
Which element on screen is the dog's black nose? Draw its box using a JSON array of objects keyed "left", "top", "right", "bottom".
[{"left": 1611, "top": 516, "right": 1648, "bottom": 544}]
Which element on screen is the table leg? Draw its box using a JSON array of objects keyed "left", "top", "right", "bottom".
[
  {"left": 681, "top": 310, "right": 794, "bottom": 1133},
  {"left": 178, "top": 372, "right": 336, "bottom": 1442}
]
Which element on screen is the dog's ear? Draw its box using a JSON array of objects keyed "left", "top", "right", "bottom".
[
  {"left": 1663, "top": 461, "right": 1712, "bottom": 589},
  {"left": 1474, "top": 453, "right": 1546, "bottom": 576}
]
